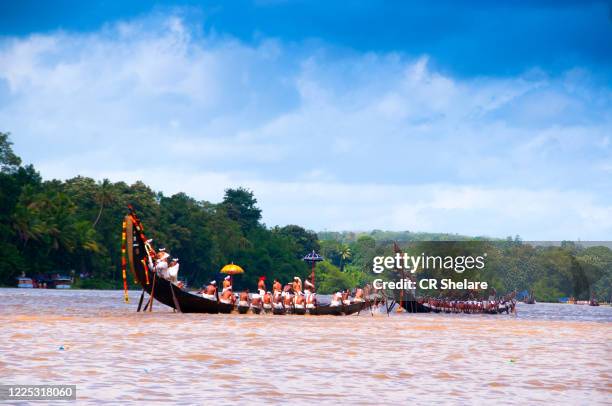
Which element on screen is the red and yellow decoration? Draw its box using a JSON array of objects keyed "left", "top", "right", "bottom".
[{"left": 121, "top": 220, "right": 129, "bottom": 303}]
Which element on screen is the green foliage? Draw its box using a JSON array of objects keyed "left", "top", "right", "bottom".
[
  {"left": 272, "top": 224, "right": 319, "bottom": 258},
  {"left": 316, "top": 261, "right": 354, "bottom": 294},
  {"left": 221, "top": 187, "right": 262, "bottom": 233},
  {"left": 0, "top": 132, "right": 22, "bottom": 172}
]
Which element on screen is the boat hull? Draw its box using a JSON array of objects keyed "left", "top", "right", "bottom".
[
  {"left": 272, "top": 306, "right": 286, "bottom": 315},
  {"left": 401, "top": 301, "right": 432, "bottom": 313},
  {"left": 292, "top": 307, "right": 306, "bottom": 315},
  {"left": 308, "top": 301, "right": 365, "bottom": 316}
]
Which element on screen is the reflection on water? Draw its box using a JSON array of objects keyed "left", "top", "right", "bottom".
[{"left": 1, "top": 289, "right": 610, "bottom": 404}]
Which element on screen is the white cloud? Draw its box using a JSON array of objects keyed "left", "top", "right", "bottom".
[{"left": 1, "top": 14, "right": 611, "bottom": 239}]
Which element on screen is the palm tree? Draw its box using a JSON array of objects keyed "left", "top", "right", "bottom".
[
  {"left": 93, "top": 179, "right": 115, "bottom": 229},
  {"left": 13, "top": 202, "right": 44, "bottom": 248},
  {"left": 339, "top": 244, "right": 352, "bottom": 272},
  {"left": 45, "top": 193, "right": 78, "bottom": 253}
]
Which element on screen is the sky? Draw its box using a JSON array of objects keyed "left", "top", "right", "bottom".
[{"left": 0, "top": 1, "right": 611, "bottom": 239}]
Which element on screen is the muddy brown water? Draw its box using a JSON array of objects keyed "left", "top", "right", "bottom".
[{"left": 1, "top": 289, "right": 610, "bottom": 404}]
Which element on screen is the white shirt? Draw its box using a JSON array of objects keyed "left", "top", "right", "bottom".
[
  {"left": 155, "top": 260, "right": 168, "bottom": 278},
  {"left": 168, "top": 263, "right": 179, "bottom": 279}
]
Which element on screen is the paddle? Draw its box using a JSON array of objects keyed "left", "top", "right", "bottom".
[
  {"left": 136, "top": 289, "right": 145, "bottom": 312},
  {"left": 170, "top": 282, "right": 182, "bottom": 313},
  {"left": 148, "top": 272, "right": 157, "bottom": 312}
]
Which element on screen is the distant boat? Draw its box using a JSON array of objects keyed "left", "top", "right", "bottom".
[
  {"left": 17, "top": 277, "right": 34, "bottom": 288},
  {"left": 524, "top": 290, "right": 536, "bottom": 304},
  {"left": 50, "top": 275, "right": 72, "bottom": 289}
]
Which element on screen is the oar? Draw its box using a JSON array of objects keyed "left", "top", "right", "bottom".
[
  {"left": 148, "top": 272, "right": 157, "bottom": 312},
  {"left": 215, "top": 286, "right": 220, "bottom": 314},
  {"left": 170, "top": 283, "right": 182, "bottom": 313},
  {"left": 136, "top": 289, "right": 145, "bottom": 312},
  {"left": 384, "top": 292, "right": 392, "bottom": 317},
  {"left": 387, "top": 300, "right": 395, "bottom": 317}
]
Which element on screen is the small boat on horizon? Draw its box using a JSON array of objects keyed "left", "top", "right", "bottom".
[
  {"left": 50, "top": 275, "right": 72, "bottom": 289},
  {"left": 17, "top": 277, "right": 34, "bottom": 288}
]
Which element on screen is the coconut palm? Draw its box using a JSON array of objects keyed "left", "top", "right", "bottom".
[
  {"left": 12, "top": 201, "right": 44, "bottom": 248},
  {"left": 339, "top": 244, "right": 352, "bottom": 272},
  {"left": 93, "top": 179, "right": 115, "bottom": 229}
]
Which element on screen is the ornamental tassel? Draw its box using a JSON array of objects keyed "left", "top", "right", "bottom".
[{"left": 121, "top": 221, "right": 129, "bottom": 303}]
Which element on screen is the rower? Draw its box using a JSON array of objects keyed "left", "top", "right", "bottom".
[
  {"left": 262, "top": 291, "right": 272, "bottom": 311},
  {"left": 304, "top": 279, "right": 315, "bottom": 304},
  {"left": 304, "top": 279, "right": 314, "bottom": 294},
  {"left": 272, "top": 289, "right": 284, "bottom": 310},
  {"left": 168, "top": 258, "right": 179, "bottom": 284},
  {"left": 257, "top": 276, "right": 266, "bottom": 296},
  {"left": 331, "top": 291, "right": 342, "bottom": 307},
  {"left": 201, "top": 281, "right": 217, "bottom": 300},
  {"left": 155, "top": 248, "right": 167, "bottom": 260},
  {"left": 354, "top": 288, "right": 365, "bottom": 302},
  {"left": 222, "top": 275, "right": 232, "bottom": 292},
  {"left": 154, "top": 248, "right": 169, "bottom": 278},
  {"left": 342, "top": 289, "right": 351, "bottom": 305},
  {"left": 305, "top": 290, "right": 316, "bottom": 309},
  {"left": 273, "top": 283, "right": 283, "bottom": 304},
  {"left": 220, "top": 288, "right": 235, "bottom": 305},
  {"left": 294, "top": 292, "right": 305, "bottom": 309},
  {"left": 292, "top": 277, "right": 302, "bottom": 294},
  {"left": 251, "top": 291, "right": 262, "bottom": 309},
  {"left": 283, "top": 289, "right": 293, "bottom": 307},
  {"left": 238, "top": 289, "right": 250, "bottom": 308},
  {"left": 272, "top": 278, "right": 282, "bottom": 294}
]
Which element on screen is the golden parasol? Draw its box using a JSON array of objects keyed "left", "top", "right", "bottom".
[
  {"left": 220, "top": 263, "right": 244, "bottom": 291},
  {"left": 220, "top": 263, "right": 245, "bottom": 275}
]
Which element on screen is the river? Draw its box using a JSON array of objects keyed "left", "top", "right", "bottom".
[{"left": 1, "top": 289, "right": 610, "bottom": 404}]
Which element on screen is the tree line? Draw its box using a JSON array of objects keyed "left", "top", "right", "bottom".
[
  {"left": 0, "top": 132, "right": 319, "bottom": 290},
  {"left": 1, "top": 132, "right": 610, "bottom": 301}
]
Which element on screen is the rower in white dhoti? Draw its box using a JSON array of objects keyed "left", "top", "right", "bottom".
[{"left": 167, "top": 258, "right": 179, "bottom": 283}]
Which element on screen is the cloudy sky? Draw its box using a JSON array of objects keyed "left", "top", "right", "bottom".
[{"left": 1, "top": 1, "right": 611, "bottom": 239}]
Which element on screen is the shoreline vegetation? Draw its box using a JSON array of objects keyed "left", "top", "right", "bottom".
[{"left": 1, "top": 132, "right": 611, "bottom": 301}]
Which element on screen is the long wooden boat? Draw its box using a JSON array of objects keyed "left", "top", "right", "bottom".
[
  {"left": 402, "top": 300, "right": 513, "bottom": 314},
  {"left": 401, "top": 300, "right": 432, "bottom": 313},
  {"left": 126, "top": 211, "right": 368, "bottom": 316}
]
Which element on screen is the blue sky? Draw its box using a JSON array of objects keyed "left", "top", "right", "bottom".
[{"left": 1, "top": 1, "right": 611, "bottom": 238}]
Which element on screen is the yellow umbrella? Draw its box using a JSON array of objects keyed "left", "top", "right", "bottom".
[
  {"left": 220, "top": 263, "right": 244, "bottom": 293},
  {"left": 220, "top": 263, "right": 245, "bottom": 275}
]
